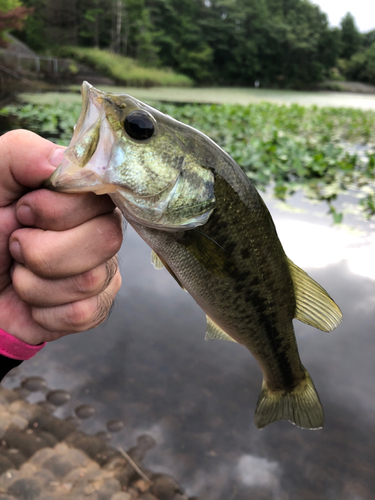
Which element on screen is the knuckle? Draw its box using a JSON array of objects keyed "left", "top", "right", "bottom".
[
  {"left": 31, "top": 307, "right": 51, "bottom": 331},
  {"left": 23, "top": 242, "right": 53, "bottom": 277},
  {"left": 29, "top": 253, "right": 52, "bottom": 277},
  {"left": 74, "top": 268, "right": 103, "bottom": 295},
  {"left": 65, "top": 301, "right": 93, "bottom": 331},
  {"left": 103, "top": 215, "right": 123, "bottom": 256},
  {"left": 12, "top": 265, "right": 32, "bottom": 302}
]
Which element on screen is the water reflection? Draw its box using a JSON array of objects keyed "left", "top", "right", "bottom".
[{"left": 3, "top": 192, "right": 375, "bottom": 499}]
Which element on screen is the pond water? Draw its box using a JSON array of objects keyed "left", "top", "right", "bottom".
[
  {"left": 21, "top": 86, "right": 375, "bottom": 110},
  {"left": 3, "top": 191, "right": 375, "bottom": 499}
]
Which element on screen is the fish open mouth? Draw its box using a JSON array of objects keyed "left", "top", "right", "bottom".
[
  {"left": 44, "top": 82, "right": 118, "bottom": 194},
  {"left": 44, "top": 81, "right": 216, "bottom": 231}
]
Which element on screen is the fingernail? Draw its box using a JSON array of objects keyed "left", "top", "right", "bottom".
[
  {"left": 16, "top": 204, "right": 35, "bottom": 226},
  {"left": 9, "top": 240, "right": 24, "bottom": 264},
  {"left": 49, "top": 147, "right": 65, "bottom": 168}
]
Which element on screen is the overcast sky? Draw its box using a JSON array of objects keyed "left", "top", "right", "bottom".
[{"left": 312, "top": 0, "right": 374, "bottom": 33}]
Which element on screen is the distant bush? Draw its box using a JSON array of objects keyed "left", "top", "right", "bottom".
[
  {"left": 58, "top": 47, "right": 193, "bottom": 88},
  {"left": 343, "top": 42, "right": 375, "bottom": 85}
]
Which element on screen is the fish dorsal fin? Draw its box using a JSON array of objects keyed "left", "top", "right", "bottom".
[
  {"left": 288, "top": 258, "right": 342, "bottom": 332},
  {"left": 151, "top": 250, "right": 165, "bottom": 270},
  {"left": 205, "top": 316, "right": 237, "bottom": 342}
]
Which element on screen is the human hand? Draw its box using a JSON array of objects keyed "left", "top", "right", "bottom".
[{"left": 0, "top": 130, "right": 122, "bottom": 346}]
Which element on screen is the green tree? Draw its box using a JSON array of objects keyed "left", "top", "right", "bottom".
[
  {"left": 79, "top": 0, "right": 104, "bottom": 47},
  {"left": 263, "top": 0, "right": 339, "bottom": 87},
  {"left": 7, "top": 0, "right": 342, "bottom": 88},
  {"left": 0, "top": 0, "right": 22, "bottom": 11},
  {"left": 0, "top": 0, "right": 32, "bottom": 48},
  {"left": 340, "top": 12, "right": 362, "bottom": 60},
  {"left": 363, "top": 29, "right": 375, "bottom": 49},
  {"left": 346, "top": 42, "right": 375, "bottom": 84},
  {"left": 147, "top": 0, "right": 213, "bottom": 81},
  {"left": 200, "top": 0, "right": 339, "bottom": 87},
  {"left": 13, "top": 0, "right": 47, "bottom": 51}
]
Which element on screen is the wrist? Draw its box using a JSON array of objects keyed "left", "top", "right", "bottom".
[{"left": 0, "top": 328, "right": 46, "bottom": 360}]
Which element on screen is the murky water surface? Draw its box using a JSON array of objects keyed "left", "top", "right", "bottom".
[
  {"left": 20, "top": 87, "right": 375, "bottom": 110},
  {"left": 3, "top": 193, "right": 375, "bottom": 499}
]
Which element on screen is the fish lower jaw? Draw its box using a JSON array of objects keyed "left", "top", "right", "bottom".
[{"left": 48, "top": 166, "right": 119, "bottom": 195}]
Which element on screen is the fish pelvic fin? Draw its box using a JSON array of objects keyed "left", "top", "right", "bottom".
[
  {"left": 205, "top": 316, "right": 237, "bottom": 342},
  {"left": 254, "top": 368, "right": 324, "bottom": 430},
  {"left": 287, "top": 258, "right": 342, "bottom": 332}
]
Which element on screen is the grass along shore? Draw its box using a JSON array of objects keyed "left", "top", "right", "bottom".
[{"left": 58, "top": 47, "right": 193, "bottom": 88}]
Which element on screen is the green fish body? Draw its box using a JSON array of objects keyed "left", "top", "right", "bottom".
[{"left": 46, "top": 82, "right": 342, "bottom": 429}]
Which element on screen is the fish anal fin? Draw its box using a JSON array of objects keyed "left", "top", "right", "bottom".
[
  {"left": 205, "top": 316, "right": 237, "bottom": 342},
  {"left": 255, "top": 368, "right": 324, "bottom": 430},
  {"left": 287, "top": 258, "right": 342, "bottom": 332},
  {"left": 151, "top": 250, "right": 165, "bottom": 270}
]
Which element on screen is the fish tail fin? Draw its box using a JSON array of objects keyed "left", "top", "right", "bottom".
[{"left": 254, "top": 368, "right": 324, "bottom": 430}]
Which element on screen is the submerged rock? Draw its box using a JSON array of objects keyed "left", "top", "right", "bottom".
[
  {"left": 46, "top": 391, "right": 71, "bottom": 407},
  {"left": 106, "top": 420, "right": 124, "bottom": 433},
  {"left": 151, "top": 474, "right": 189, "bottom": 500},
  {"left": 21, "top": 377, "right": 47, "bottom": 393},
  {"left": 7, "top": 477, "right": 42, "bottom": 500},
  {"left": 110, "top": 493, "right": 133, "bottom": 500},
  {"left": 0, "top": 387, "right": 189, "bottom": 500},
  {"left": 75, "top": 404, "right": 96, "bottom": 419}
]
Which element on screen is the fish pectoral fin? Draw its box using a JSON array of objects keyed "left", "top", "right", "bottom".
[
  {"left": 254, "top": 368, "right": 324, "bottom": 430},
  {"left": 151, "top": 250, "right": 165, "bottom": 270},
  {"left": 151, "top": 251, "right": 186, "bottom": 291},
  {"left": 179, "top": 230, "right": 233, "bottom": 279},
  {"left": 205, "top": 316, "right": 237, "bottom": 342},
  {"left": 287, "top": 258, "right": 342, "bottom": 332}
]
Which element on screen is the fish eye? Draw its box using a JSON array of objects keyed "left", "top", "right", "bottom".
[{"left": 124, "top": 111, "right": 154, "bottom": 140}]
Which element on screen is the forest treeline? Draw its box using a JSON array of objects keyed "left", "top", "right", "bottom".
[{"left": 2, "top": 0, "right": 375, "bottom": 88}]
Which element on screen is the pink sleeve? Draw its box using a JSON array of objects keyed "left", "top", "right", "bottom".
[{"left": 0, "top": 328, "right": 46, "bottom": 360}]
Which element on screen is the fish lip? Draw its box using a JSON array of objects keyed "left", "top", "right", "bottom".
[
  {"left": 88, "top": 84, "right": 104, "bottom": 107},
  {"left": 73, "top": 81, "right": 103, "bottom": 138},
  {"left": 45, "top": 81, "right": 116, "bottom": 193}
]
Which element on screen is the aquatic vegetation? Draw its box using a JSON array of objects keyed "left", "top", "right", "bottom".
[
  {"left": 163, "top": 102, "right": 375, "bottom": 221},
  {"left": 1, "top": 99, "right": 374, "bottom": 219}
]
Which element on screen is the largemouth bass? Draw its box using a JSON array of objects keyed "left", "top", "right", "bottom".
[{"left": 45, "top": 82, "right": 342, "bottom": 430}]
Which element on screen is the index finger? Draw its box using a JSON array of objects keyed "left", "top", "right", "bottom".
[
  {"left": 0, "top": 130, "right": 62, "bottom": 207},
  {"left": 16, "top": 189, "right": 116, "bottom": 230}
]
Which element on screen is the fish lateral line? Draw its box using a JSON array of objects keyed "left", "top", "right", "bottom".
[{"left": 192, "top": 227, "right": 228, "bottom": 253}]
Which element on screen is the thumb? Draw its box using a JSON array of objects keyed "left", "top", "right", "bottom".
[{"left": 0, "top": 130, "right": 65, "bottom": 207}]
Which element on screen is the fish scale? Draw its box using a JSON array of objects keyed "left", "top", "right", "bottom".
[{"left": 45, "top": 81, "right": 343, "bottom": 430}]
